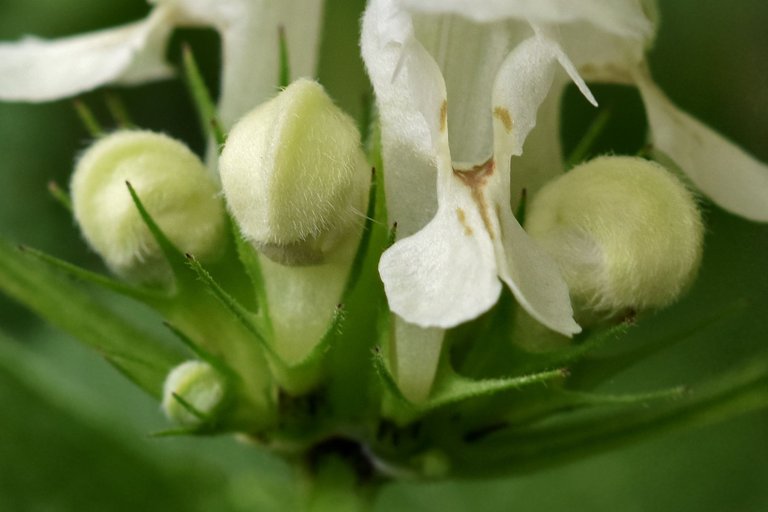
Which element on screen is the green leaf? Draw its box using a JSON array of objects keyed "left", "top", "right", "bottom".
[
  {"left": 449, "top": 353, "right": 768, "bottom": 478},
  {"left": 0, "top": 239, "right": 183, "bottom": 397},
  {"left": 0, "top": 338, "right": 220, "bottom": 511}
]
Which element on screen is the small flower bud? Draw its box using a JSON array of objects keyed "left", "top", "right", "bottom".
[
  {"left": 525, "top": 156, "right": 704, "bottom": 321},
  {"left": 219, "top": 79, "right": 370, "bottom": 265},
  {"left": 162, "top": 361, "right": 227, "bottom": 427},
  {"left": 71, "top": 130, "right": 226, "bottom": 283}
]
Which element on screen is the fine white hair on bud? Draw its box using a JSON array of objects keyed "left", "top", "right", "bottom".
[
  {"left": 162, "top": 360, "right": 227, "bottom": 428},
  {"left": 526, "top": 156, "right": 704, "bottom": 321},
  {"left": 219, "top": 79, "right": 370, "bottom": 266},
  {"left": 71, "top": 130, "right": 226, "bottom": 283}
]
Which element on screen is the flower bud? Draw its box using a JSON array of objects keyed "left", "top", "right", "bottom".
[
  {"left": 162, "top": 361, "right": 227, "bottom": 427},
  {"left": 219, "top": 79, "right": 369, "bottom": 265},
  {"left": 71, "top": 130, "right": 226, "bottom": 283},
  {"left": 525, "top": 156, "right": 704, "bottom": 321}
]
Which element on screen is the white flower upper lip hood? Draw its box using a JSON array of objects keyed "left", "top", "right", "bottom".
[
  {"left": 0, "top": 0, "right": 325, "bottom": 129},
  {"left": 362, "top": 0, "right": 768, "bottom": 334}
]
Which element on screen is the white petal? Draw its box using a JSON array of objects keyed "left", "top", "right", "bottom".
[
  {"left": 379, "top": 182, "right": 501, "bottom": 329},
  {"left": 202, "top": 0, "right": 325, "bottom": 128},
  {"left": 412, "top": 14, "right": 525, "bottom": 163},
  {"left": 491, "top": 35, "right": 594, "bottom": 159},
  {"left": 635, "top": 71, "right": 768, "bottom": 223},
  {"left": 403, "top": 0, "right": 653, "bottom": 40},
  {"left": 509, "top": 78, "right": 567, "bottom": 208},
  {"left": 361, "top": 0, "right": 440, "bottom": 238},
  {"left": 397, "top": 38, "right": 449, "bottom": 153},
  {"left": 495, "top": 206, "right": 581, "bottom": 337},
  {"left": 392, "top": 319, "right": 444, "bottom": 403},
  {"left": 0, "top": 8, "right": 174, "bottom": 102}
]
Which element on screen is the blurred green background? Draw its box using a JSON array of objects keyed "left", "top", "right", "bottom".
[{"left": 1, "top": 1, "right": 766, "bottom": 510}]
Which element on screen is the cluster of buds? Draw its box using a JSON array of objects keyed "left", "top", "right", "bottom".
[
  {"left": 0, "top": 0, "right": 766, "bottom": 499},
  {"left": 50, "top": 78, "right": 706, "bottom": 478}
]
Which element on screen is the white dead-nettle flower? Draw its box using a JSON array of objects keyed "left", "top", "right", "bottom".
[
  {"left": 0, "top": 0, "right": 325, "bottom": 129},
  {"left": 360, "top": 0, "right": 768, "bottom": 402}
]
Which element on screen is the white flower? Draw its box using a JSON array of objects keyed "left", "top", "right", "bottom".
[
  {"left": 0, "top": 0, "right": 325, "bottom": 129},
  {"left": 363, "top": 0, "right": 629, "bottom": 336},
  {"left": 362, "top": 0, "right": 768, "bottom": 402},
  {"left": 363, "top": 0, "right": 768, "bottom": 332}
]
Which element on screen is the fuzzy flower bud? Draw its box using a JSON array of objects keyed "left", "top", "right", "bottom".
[
  {"left": 219, "top": 79, "right": 370, "bottom": 265},
  {"left": 526, "top": 156, "right": 704, "bottom": 321},
  {"left": 71, "top": 131, "right": 226, "bottom": 283},
  {"left": 162, "top": 361, "right": 227, "bottom": 427}
]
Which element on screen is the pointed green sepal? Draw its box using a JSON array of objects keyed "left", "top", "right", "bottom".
[
  {"left": 103, "top": 90, "right": 134, "bottom": 128},
  {"left": 47, "top": 181, "right": 73, "bottom": 213},
  {"left": 72, "top": 98, "right": 102, "bottom": 137},
  {"left": 375, "top": 346, "right": 565, "bottom": 424},
  {"left": 125, "top": 181, "right": 196, "bottom": 289},
  {"left": 181, "top": 44, "right": 226, "bottom": 147},
  {"left": 19, "top": 244, "right": 166, "bottom": 305},
  {"left": 277, "top": 26, "right": 291, "bottom": 89}
]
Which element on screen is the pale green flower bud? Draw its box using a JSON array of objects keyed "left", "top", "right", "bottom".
[
  {"left": 526, "top": 156, "right": 704, "bottom": 321},
  {"left": 219, "top": 79, "right": 370, "bottom": 265},
  {"left": 162, "top": 360, "right": 227, "bottom": 427},
  {"left": 71, "top": 130, "right": 226, "bottom": 283}
]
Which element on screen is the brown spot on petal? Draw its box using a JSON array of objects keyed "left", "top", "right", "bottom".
[
  {"left": 456, "top": 208, "right": 473, "bottom": 236},
  {"left": 439, "top": 100, "right": 448, "bottom": 133},
  {"left": 454, "top": 158, "right": 496, "bottom": 240},
  {"left": 493, "top": 107, "right": 513, "bottom": 133}
]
